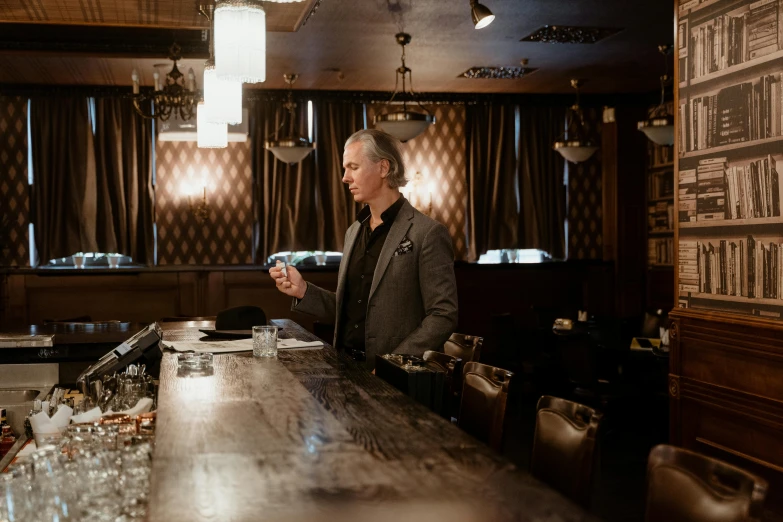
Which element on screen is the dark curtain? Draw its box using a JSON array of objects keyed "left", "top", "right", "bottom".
[
  {"left": 517, "top": 105, "right": 567, "bottom": 259},
  {"left": 92, "top": 97, "right": 155, "bottom": 265},
  {"left": 312, "top": 99, "right": 364, "bottom": 252},
  {"left": 251, "top": 99, "right": 320, "bottom": 263},
  {"left": 30, "top": 96, "right": 97, "bottom": 264},
  {"left": 465, "top": 103, "right": 518, "bottom": 261}
]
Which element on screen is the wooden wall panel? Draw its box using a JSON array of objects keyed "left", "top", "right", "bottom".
[
  {"left": 19, "top": 273, "right": 183, "bottom": 323},
  {"left": 669, "top": 309, "right": 783, "bottom": 515}
]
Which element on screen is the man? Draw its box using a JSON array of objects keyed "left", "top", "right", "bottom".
[{"left": 269, "top": 129, "right": 458, "bottom": 370}]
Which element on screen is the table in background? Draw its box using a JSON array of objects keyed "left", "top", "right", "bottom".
[{"left": 149, "top": 319, "right": 598, "bottom": 522}]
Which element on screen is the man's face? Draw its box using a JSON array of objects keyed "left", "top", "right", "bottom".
[{"left": 342, "top": 141, "right": 388, "bottom": 204}]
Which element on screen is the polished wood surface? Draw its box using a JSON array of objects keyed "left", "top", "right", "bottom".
[
  {"left": 668, "top": 309, "right": 783, "bottom": 517},
  {"left": 149, "top": 320, "right": 596, "bottom": 522}
]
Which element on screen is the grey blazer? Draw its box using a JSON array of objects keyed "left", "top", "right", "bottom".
[{"left": 293, "top": 199, "right": 458, "bottom": 369}]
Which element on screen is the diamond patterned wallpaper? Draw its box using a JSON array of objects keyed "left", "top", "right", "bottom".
[
  {"left": 155, "top": 140, "right": 253, "bottom": 265},
  {"left": 367, "top": 104, "right": 468, "bottom": 261},
  {"left": 0, "top": 96, "right": 30, "bottom": 267},
  {"left": 567, "top": 106, "right": 603, "bottom": 260}
]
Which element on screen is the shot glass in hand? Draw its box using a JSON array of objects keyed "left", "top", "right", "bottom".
[
  {"left": 276, "top": 260, "right": 287, "bottom": 278},
  {"left": 253, "top": 325, "right": 278, "bottom": 357}
]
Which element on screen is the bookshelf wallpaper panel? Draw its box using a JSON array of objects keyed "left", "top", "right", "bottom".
[
  {"left": 677, "top": 0, "right": 783, "bottom": 318},
  {"left": 155, "top": 140, "right": 254, "bottom": 265},
  {"left": 0, "top": 96, "right": 30, "bottom": 268}
]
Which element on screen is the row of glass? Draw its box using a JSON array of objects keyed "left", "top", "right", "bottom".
[{"left": 3, "top": 413, "right": 155, "bottom": 521}]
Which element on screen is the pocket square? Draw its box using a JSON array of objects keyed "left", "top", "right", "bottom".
[{"left": 393, "top": 236, "right": 413, "bottom": 256}]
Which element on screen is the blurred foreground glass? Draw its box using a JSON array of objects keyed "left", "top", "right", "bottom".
[{"left": 253, "top": 325, "right": 278, "bottom": 357}]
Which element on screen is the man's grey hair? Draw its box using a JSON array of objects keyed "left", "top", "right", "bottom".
[{"left": 345, "top": 129, "right": 407, "bottom": 189}]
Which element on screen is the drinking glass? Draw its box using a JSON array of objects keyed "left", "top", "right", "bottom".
[{"left": 253, "top": 325, "right": 278, "bottom": 357}]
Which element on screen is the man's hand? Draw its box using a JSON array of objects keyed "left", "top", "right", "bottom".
[{"left": 269, "top": 265, "right": 307, "bottom": 299}]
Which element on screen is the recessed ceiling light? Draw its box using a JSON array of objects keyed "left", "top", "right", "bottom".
[
  {"left": 520, "top": 25, "right": 621, "bottom": 44},
  {"left": 458, "top": 66, "right": 538, "bottom": 80}
]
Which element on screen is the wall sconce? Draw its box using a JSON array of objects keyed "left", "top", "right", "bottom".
[
  {"left": 401, "top": 171, "right": 433, "bottom": 216},
  {"left": 180, "top": 179, "right": 211, "bottom": 222}
]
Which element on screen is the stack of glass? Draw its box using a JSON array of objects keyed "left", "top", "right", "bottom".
[{"left": 0, "top": 414, "right": 156, "bottom": 521}]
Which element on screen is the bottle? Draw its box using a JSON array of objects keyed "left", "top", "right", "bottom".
[
  {"left": 0, "top": 407, "right": 7, "bottom": 427},
  {"left": 0, "top": 425, "right": 15, "bottom": 458},
  {"left": 24, "top": 399, "right": 42, "bottom": 439}
]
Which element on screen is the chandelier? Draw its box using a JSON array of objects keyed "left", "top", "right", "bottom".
[
  {"left": 553, "top": 79, "right": 598, "bottom": 164},
  {"left": 264, "top": 74, "right": 315, "bottom": 164},
  {"left": 131, "top": 43, "right": 199, "bottom": 121},
  {"left": 637, "top": 45, "right": 674, "bottom": 146},
  {"left": 374, "top": 32, "right": 435, "bottom": 143}
]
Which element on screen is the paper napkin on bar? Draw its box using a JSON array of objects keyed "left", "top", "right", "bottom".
[
  {"left": 162, "top": 339, "right": 254, "bottom": 353},
  {"left": 162, "top": 337, "right": 323, "bottom": 353},
  {"left": 277, "top": 339, "right": 323, "bottom": 350}
]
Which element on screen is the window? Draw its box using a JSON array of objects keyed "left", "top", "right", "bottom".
[
  {"left": 477, "top": 249, "right": 551, "bottom": 264},
  {"left": 267, "top": 251, "right": 343, "bottom": 268},
  {"left": 47, "top": 252, "right": 131, "bottom": 269}
]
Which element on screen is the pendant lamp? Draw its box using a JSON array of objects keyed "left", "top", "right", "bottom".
[
  {"left": 264, "top": 74, "right": 315, "bottom": 164},
  {"left": 197, "top": 101, "right": 228, "bottom": 149},
  {"left": 638, "top": 45, "right": 674, "bottom": 146},
  {"left": 214, "top": 0, "right": 266, "bottom": 84},
  {"left": 553, "top": 79, "right": 598, "bottom": 164},
  {"left": 374, "top": 32, "right": 435, "bottom": 143},
  {"left": 199, "top": 4, "right": 243, "bottom": 125}
]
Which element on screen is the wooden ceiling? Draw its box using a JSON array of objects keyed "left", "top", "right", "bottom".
[
  {"left": 0, "top": 0, "right": 675, "bottom": 94},
  {"left": 0, "top": 0, "right": 314, "bottom": 29}
]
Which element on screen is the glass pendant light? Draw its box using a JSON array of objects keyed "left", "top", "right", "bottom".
[
  {"left": 264, "top": 74, "right": 315, "bottom": 164},
  {"left": 553, "top": 79, "right": 598, "bottom": 164},
  {"left": 374, "top": 32, "right": 435, "bottom": 143},
  {"left": 638, "top": 45, "right": 674, "bottom": 146},
  {"left": 197, "top": 101, "right": 228, "bottom": 148},
  {"left": 200, "top": 5, "right": 243, "bottom": 125},
  {"left": 214, "top": 0, "right": 266, "bottom": 84}
]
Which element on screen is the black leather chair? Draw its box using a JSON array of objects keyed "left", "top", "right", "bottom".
[
  {"left": 423, "top": 350, "right": 463, "bottom": 420},
  {"left": 531, "top": 395, "right": 603, "bottom": 508},
  {"left": 645, "top": 445, "right": 767, "bottom": 522},
  {"left": 458, "top": 362, "right": 513, "bottom": 451},
  {"left": 443, "top": 333, "right": 483, "bottom": 363}
]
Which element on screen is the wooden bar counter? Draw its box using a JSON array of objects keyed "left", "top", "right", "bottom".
[{"left": 150, "top": 320, "right": 595, "bottom": 522}]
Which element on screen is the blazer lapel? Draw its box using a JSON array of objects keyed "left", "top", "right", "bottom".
[
  {"left": 369, "top": 200, "right": 414, "bottom": 301},
  {"left": 335, "top": 221, "right": 361, "bottom": 326}
]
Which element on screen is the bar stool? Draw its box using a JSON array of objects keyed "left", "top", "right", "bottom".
[
  {"left": 645, "top": 444, "right": 767, "bottom": 522},
  {"left": 458, "top": 362, "right": 513, "bottom": 451},
  {"left": 530, "top": 395, "right": 602, "bottom": 508},
  {"left": 443, "top": 333, "right": 483, "bottom": 363},
  {"left": 422, "top": 350, "right": 463, "bottom": 420}
]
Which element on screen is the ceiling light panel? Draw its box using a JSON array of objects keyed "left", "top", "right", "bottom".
[
  {"left": 520, "top": 25, "right": 621, "bottom": 44},
  {"left": 458, "top": 66, "right": 538, "bottom": 80}
]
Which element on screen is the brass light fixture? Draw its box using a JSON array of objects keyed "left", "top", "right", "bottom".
[
  {"left": 638, "top": 45, "right": 674, "bottom": 146},
  {"left": 553, "top": 79, "right": 598, "bottom": 164},
  {"left": 131, "top": 43, "right": 199, "bottom": 121},
  {"left": 264, "top": 74, "right": 315, "bottom": 165},
  {"left": 374, "top": 32, "right": 435, "bottom": 143},
  {"left": 190, "top": 186, "right": 211, "bottom": 223},
  {"left": 470, "top": 0, "right": 495, "bottom": 29}
]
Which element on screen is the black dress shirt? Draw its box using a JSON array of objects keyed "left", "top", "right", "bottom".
[{"left": 338, "top": 196, "right": 406, "bottom": 357}]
